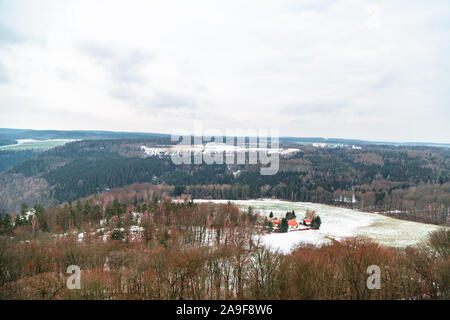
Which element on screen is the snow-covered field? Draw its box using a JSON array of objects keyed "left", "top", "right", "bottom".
[
  {"left": 193, "top": 199, "right": 447, "bottom": 253},
  {"left": 141, "top": 142, "right": 300, "bottom": 157}
]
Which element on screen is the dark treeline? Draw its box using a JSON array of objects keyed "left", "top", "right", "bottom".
[
  {"left": 0, "top": 191, "right": 448, "bottom": 300},
  {"left": 44, "top": 158, "right": 175, "bottom": 202},
  {"left": 0, "top": 150, "right": 42, "bottom": 172},
  {"left": 0, "top": 128, "right": 170, "bottom": 141}
]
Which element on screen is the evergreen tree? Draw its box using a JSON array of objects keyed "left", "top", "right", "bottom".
[
  {"left": 279, "top": 218, "right": 289, "bottom": 233},
  {"left": 311, "top": 215, "right": 322, "bottom": 229},
  {"left": 33, "top": 203, "right": 48, "bottom": 232},
  {"left": 266, "top": 220, "right": 273, "bottom": 232},
  {"left": 20, "top": 203, "right": 28, "bottom": 216},
  {"left": 0, "top": 213, "right": 13, "bottom": 235},
  {"left": 111, "top": 228, "right": 125, "bottom": 241},
  {"left": 174, "top": 185, "right": 185, "bottom": 196},
  {"left": 286, "top": 211, "right": 296, "bottom": 220},
  {"left": 112, "top": 199, "right": 122, "bottom": 218}
]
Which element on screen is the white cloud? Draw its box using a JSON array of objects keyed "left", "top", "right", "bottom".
[{"left": 0, "top": 0, "right": 449, "bottom": 143}]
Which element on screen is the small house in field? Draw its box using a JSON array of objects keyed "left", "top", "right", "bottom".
[
  {"left": 266, "top": 218, "right": 281, "bottom": 231},
  {"left": 267, "top": 217, "right": 300, "bottom": 231},
  {"left": 288, "top": 219, "right": 298, "bottom": 229},
  {"left": 303, "top": 219, "right": 312, "bottom": 226}
]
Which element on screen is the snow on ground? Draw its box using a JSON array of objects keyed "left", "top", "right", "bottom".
[
  {"left": 193, "top": 199, "right": 447, "bottom": 253},
  {"left": 130, "top": 225, "right": 144, "bottom": 237},
  {"left": 131, "top": 212, "right": 142, "bottom": 224},
  {"left": 141, "top": 143, "right": 300, "bottom": 157},
  {"left": 260, "top": 230, "right": 331, "bottom": 252},
  {"left": 24, "top": 209, "right": 36, "bottom": 219}
]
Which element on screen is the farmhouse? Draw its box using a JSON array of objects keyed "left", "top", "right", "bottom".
[
  {"left": 266, "top": 209, "right": 319, "bottom": 232},
  {"left": 271, "top": 218, "right": 282, "bottom": 226},
  {"left": 288, "top": 219, "right": 298, "bottom": 229}
]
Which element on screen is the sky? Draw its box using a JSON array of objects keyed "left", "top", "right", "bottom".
[{"left": 0, "top": 0, "right": 449, "bottom": 143}]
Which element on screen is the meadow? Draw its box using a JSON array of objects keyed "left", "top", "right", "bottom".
[
  {"left": 0, "top": 139, "right": 75, "bottom": 151},
  {"left": 193, "top": 199, "right": 447, "bottom": 252}
]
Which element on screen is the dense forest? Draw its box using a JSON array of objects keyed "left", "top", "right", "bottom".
[
  {"left": 0, "top": 138, "right": 449, "bottom": 225},
  {"left": 0, "top": 128, "right": 170, "bottom": 141},
  {"left": 0, "top": 189, "right": 448, "bottom": 300},
  {"left": 0, "top": 139, "right": 17, "bottom": 147}
]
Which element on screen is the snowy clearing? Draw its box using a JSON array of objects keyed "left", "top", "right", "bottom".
[
  {"left": 192, "top": 199, "right": 447, "bottom": 253},
  {"left": 0, "top": 139, "right": 76, "bottom": 150}
]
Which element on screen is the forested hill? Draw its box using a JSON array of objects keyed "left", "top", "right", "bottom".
[
  {"left": 0, "top": 138, "right": 449, "bottom": 225},
  {"left": 0, "top": 128, "right": 170, "bottom": 140},
  {"left": 0, "top": 129, "right": 171, "bottom": 172}
]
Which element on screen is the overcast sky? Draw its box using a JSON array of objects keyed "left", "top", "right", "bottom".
[{"left": 0, "top": 0, "right": 449, "bottom": 143}]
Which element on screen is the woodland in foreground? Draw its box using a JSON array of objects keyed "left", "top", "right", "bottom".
[{"left": 0, "top": 186, "right": 448, "bottom": 300}]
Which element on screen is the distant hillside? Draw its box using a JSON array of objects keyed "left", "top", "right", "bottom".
[
  {"left": 0, "top": 139, "right": 17, "bottom": 147},
  {"left": 280, "top": 137, "right": 450, "bottom": 148},
  {"left": 1, "top": 128, "right": 448, "bottom": 148},
  {"left": 0, "top": 129, "right": 171, "bottom": 173}
]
